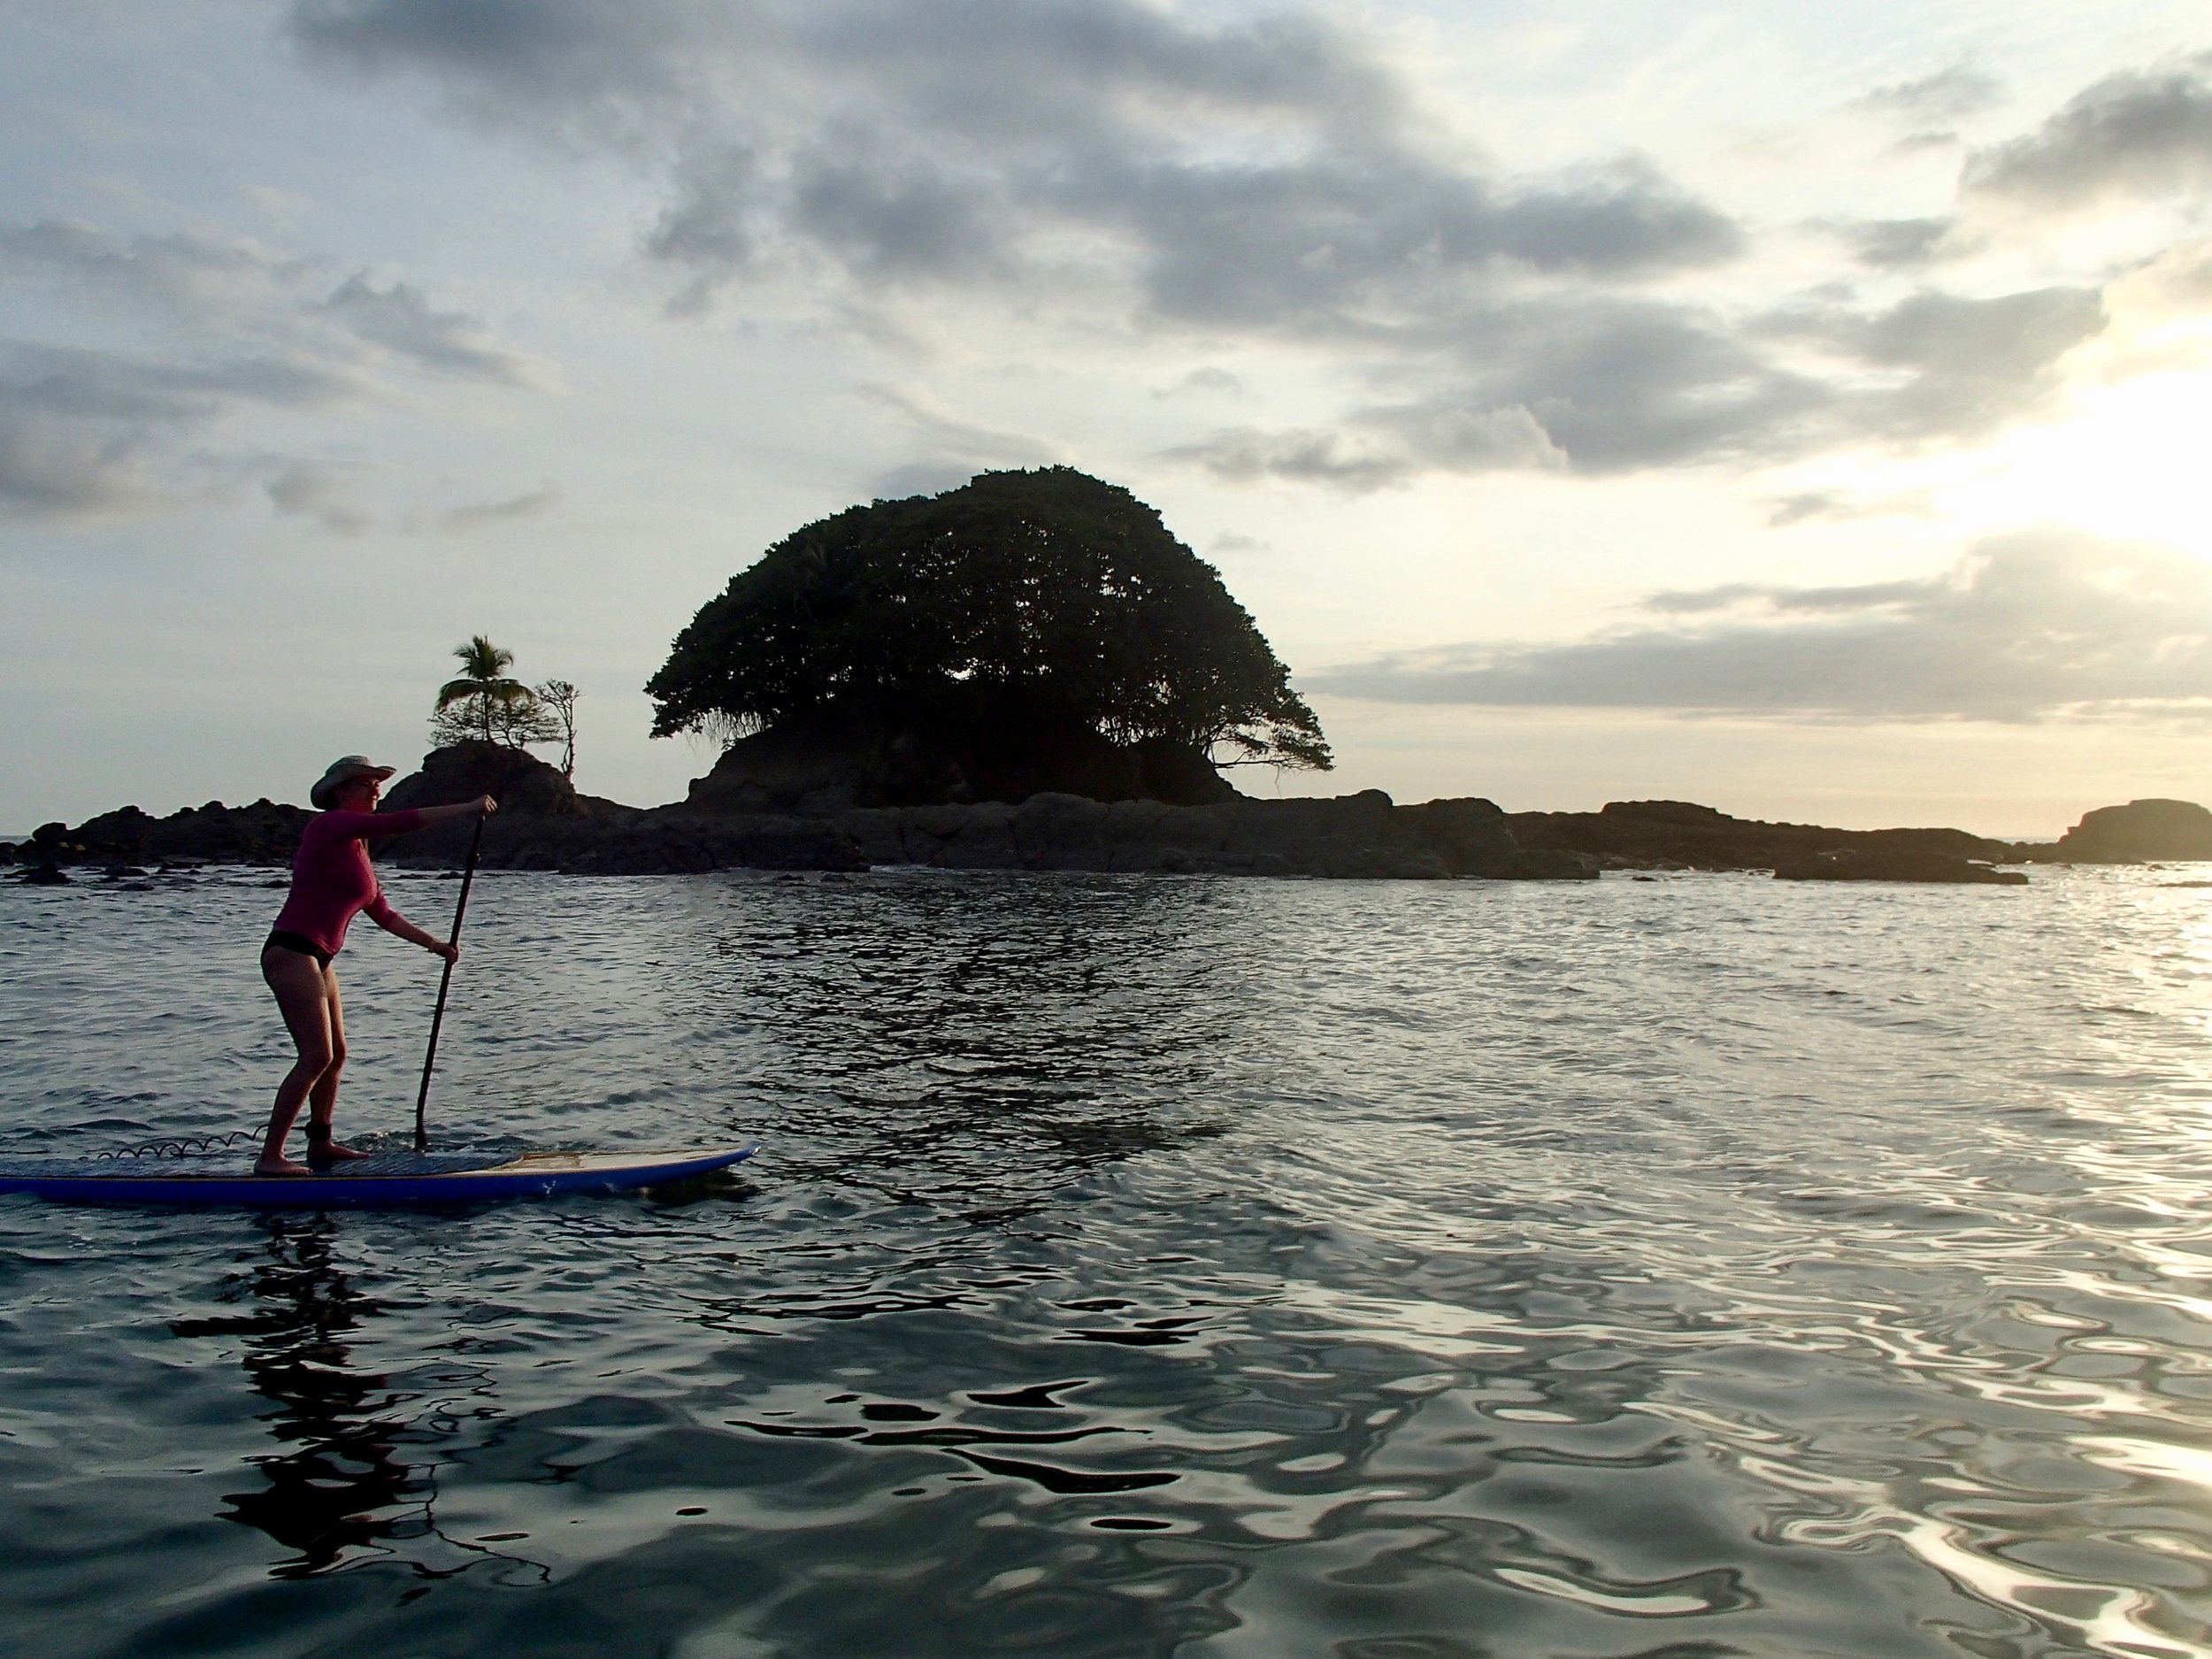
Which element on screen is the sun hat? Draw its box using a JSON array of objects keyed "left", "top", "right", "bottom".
[{"left": 311, "top": 755, "right": 397, "bottom": 810}]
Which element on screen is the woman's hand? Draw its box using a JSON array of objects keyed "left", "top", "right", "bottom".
[
  {"left": 476, "top": 795, "right": 498, "bottom": 818},
  {"left": 433, "top": 940, "right": 460, "bottom": 964}
]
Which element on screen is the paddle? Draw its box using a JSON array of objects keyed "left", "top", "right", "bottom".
[{"left": 413, "top": 810, "right": 485, "bottom": 1154}]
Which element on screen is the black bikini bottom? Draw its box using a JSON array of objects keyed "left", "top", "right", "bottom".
[{"left": 264, "top": 930, "right": 334, "bottom": 970}]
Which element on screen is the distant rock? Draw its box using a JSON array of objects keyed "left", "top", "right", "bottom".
[
  {"left": 2047, "top": 799, "right": 2212, "bottom": 864},
  {"left": 383, "top": 741, "right": 616, "bottom": 819},
  {"left": 28, "top": 799, "right": 313, "bottom": 866},
  {"left": 379, "top": 742, "right": 644, "bottom": 866},
  {"left": 1773, "top": 849, "right": 2029, "bottom": 885},
  {"left": 685, "top": 712, "right": 1238, "bottom": 813},
  {"left": 829, "top": 789, "right": 1595, "bottom": 879},
  {"left": 1508, "top": 799, "right": 2022, "bottom": 872},
  {"left": 56, "top": 769, "right": 2201, "bottom": 887}
]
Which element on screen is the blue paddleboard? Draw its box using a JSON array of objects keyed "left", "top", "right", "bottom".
[{"left": 0, "top": 1145, "right": 757, "bottom": 1209}]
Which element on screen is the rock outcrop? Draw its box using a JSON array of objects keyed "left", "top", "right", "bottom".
[
  {"left": 1772, "top": 849, "right": 2028, "bottom": 885},
  {"left": 377, "top": 743, "right": 865, "bottom": 872},
  {"left": 18, "top": 767, "right": 2194, "bottom": 887},
  {"left": 1506, "top": 799, "right": 2022, "bottom": 874},
  {"left": 5, "top": 800, "right": 314, "bottom": 868},
  {"left": 831, "top": 790, "right": 1594, "bottom": 879},
  {"left": 686, "top": 713, "right": 1238, "bottom": 812},
  {"left": 383, "top": 741, "right": 618, "bottom": 820},
  {"left": 2045, "top": 799, "right": 2212, "bottom": 864}
]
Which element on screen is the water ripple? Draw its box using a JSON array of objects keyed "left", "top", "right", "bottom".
[{"left": 4, "top": 864, "right": 2212, "bottom": 1655}]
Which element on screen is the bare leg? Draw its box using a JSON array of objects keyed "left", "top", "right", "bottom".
[
  {"left": 304, "top": 964, "right": 368, "bottom": 1166},
  {"left": 261, "top": 947, "right": 335, "bottom": 1176}
]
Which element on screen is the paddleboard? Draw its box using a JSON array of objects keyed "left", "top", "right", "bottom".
[{"left": 0, "top": 1144, "right": 758, "bottom": 1209}]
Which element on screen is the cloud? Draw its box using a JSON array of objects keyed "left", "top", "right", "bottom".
[
  {"left": 285, "top": 7, "right": 2200, "bottom": 488},
  {"left": 1153, "top": 366, "right": 1244, "bottom": 398},
  {"left": 1795, "top": 285, "right": 2108, "bottom": 441},
  {"left": 1838, "top": 217, "right": 1955, "bottom": 268},
  {"left": 1966, "top": 58, "right": 2212, "bottom": 209},
  {"left": 266, "top": 463, "right": 372, "bottom": 534},
  {"left": 1168, "top": 425, "right": 1429, "bottom": 492},
  {"left": 288, "top": 0, "right": 1741, "bottom": 326},
  {"left": 1310, "top": 531, "right": 2212, "bottom": 723},
  {"left": 0, "top": 339, "right": 356, "bottom": 520},
  {"left": 1184, "top": 274, "right": 2111, "bottom": 492},
  {"left": 321, "top": 273, "right": 556, "bottom": 386},
  {"left": 1171, "top": 398, "right": 1565, "bottom": 490},
  {"left": 1851, "top": 65, "right": 2004, "bottom": 124},
  {"left": 1762, "top": 489, "right": 1934, "bottom": 527},
  {"left": 0, "top": 219, "right": 551, "bottom": 521},
  {"left": 435, "top": 483, "right": 562, "bottom": 529},
  {"left": 855, "top": 382, "right": 1061, "bottom": 496}
]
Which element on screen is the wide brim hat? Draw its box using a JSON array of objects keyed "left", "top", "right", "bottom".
[{"left": 311, "top": 755, "right": 397, "bottom": 810}]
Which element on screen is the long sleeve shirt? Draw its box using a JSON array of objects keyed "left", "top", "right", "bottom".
[{"left": 271, "top": 808, "right": 426, "bottom": 956}]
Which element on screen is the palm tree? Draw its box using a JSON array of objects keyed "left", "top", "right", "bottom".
[{"left": 435, "top": 635, "right": 539, "bottom": 746}]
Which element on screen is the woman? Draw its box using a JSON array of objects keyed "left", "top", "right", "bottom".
[{"left": 258, "top": 756, "right": 495, "bottom": 1177}]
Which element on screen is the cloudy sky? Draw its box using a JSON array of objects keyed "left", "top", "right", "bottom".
[{"left": 5, "top": 0, "right": 2209, "bottom": 834}]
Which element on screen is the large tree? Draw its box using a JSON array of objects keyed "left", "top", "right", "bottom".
[{"left": 646, "top": 468, "right": 1332, "bottom": 774}]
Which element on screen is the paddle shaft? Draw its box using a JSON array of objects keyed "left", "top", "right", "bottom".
[{"left": 413, "top": 812, "right": 484, "bottom": 1153}]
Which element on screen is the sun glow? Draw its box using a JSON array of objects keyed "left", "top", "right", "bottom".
[{"left": 1939, "top": 369, "right": 2212, "bottom": 561}]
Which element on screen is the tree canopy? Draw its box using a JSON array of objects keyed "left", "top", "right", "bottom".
[
  {"left": 646, "top": 468, "right": 1332, "bottom": 773},
  {"left": 434, "top": 635, "right": 557, "bottom": 749}
]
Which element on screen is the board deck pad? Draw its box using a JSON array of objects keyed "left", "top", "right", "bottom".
[
  {"left": 0, "top": 1149, "right": 510, "bottom": 1182},
  {"left": 0, "top": 1145, "right": 757, "bottom": 1208}
]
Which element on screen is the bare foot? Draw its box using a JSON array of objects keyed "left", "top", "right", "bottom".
[
  {"left": 307, "top": 1141, "right": 372, "bottom": 1170},
  {"left": 255, "top": 1155, "right": 311, "bottom": 1178}
]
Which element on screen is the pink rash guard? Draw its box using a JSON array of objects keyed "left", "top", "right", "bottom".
[{"left": 271, "top": 808, "right": 426, "bottom": 957}]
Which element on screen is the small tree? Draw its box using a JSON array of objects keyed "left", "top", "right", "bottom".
[
  {"left": 434, "top": 635, "right": 553, "bottom": 749},
  {"left": 536, "top": 679, "right": 580, "bottom": 777}
]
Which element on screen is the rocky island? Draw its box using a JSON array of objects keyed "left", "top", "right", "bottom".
[
  {"left": 13, "top": 747, "right": 2202, "bottom": 888},
  {"left": 7, "top": 470, "right": 2203, "bottom": 887}
]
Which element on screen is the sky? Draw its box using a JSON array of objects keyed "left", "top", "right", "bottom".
[{"left": 4, "top": 0, "right": 2209, "bottom": 837}]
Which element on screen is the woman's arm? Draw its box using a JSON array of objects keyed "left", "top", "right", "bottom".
[
  {"left": 332, "top": 797, "right": 495, "bottom": 840},
  {"left": 365, "top": 893, "right": 461, "bottom": 962},
  {"left": 415, "top": 795, "right": 497, "bottom": 827}
]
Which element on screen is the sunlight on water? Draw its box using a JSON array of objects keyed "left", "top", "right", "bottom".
[{"left": 4, "top": 863, "right": 2212, "bottom": 1656}]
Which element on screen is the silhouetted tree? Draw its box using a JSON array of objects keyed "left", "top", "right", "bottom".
[
  {"left": 535, "top": 679, "right": 579, "bottom": 778},
  {"left": 646, "top": 468, "right": 1331, "bottom": 773},
  {"left": 433, "top": 636, "right": 555, "bottom": 749}
]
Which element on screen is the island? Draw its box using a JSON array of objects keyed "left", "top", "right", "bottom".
[{"left": 7, "top": 471, "right": 2204, "bottom": 887}]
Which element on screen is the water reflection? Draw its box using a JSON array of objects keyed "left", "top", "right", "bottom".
[
  {"left": 679, "top": 874, "right": 1256, "bottom": 1213},
  {"left": 168, "top": 1218, "right": 418, "bottom": 1577},
  {"left": 168, "top": 1219, "right": 540, "bottom": 1585}
]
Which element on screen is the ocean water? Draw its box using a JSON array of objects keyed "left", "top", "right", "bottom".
[{"left": 3, "top": 863, "right": 2211, "bottom": 1658}]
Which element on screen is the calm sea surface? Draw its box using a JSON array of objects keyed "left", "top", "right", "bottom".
[{"left": 4, "top": 864, "right": 2212, "bottom": 1658}]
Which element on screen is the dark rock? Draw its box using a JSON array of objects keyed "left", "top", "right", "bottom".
[
  {"left": 817, "top": 788, "right": 1581, "bottom": 879},
  {"left": 502, "top": 813, "right": 867, "bottom": 877},
  {"left": 685, "top": 711, "right": 1237, "bottom": 811},
  {"left": 1509, "top": 799, "right": 2022, "bottom": 872},
  {"left": 1133, "top": 738, "right": 1239, "bottom": 805},
  {"left": 1773, "top": 849, "right": 2028, "bottom": 885},
  {"left": 1462, "top": 849, "right": 1602, "bottom": 881},
  {"left": 67, "top": 798, "right": 312, "bottom": 865},
  {"left": 687, "top": 718, "right": 964, "bottom": 813},
  {"left": 15, "top": 864, "right": 71, "bottom": 885},
  {"left": 384, "top": 741, "right": 614, "bottom": 818},
  {"left": 2047, "top": 799, "right": 2212, "bottom": 864}
]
